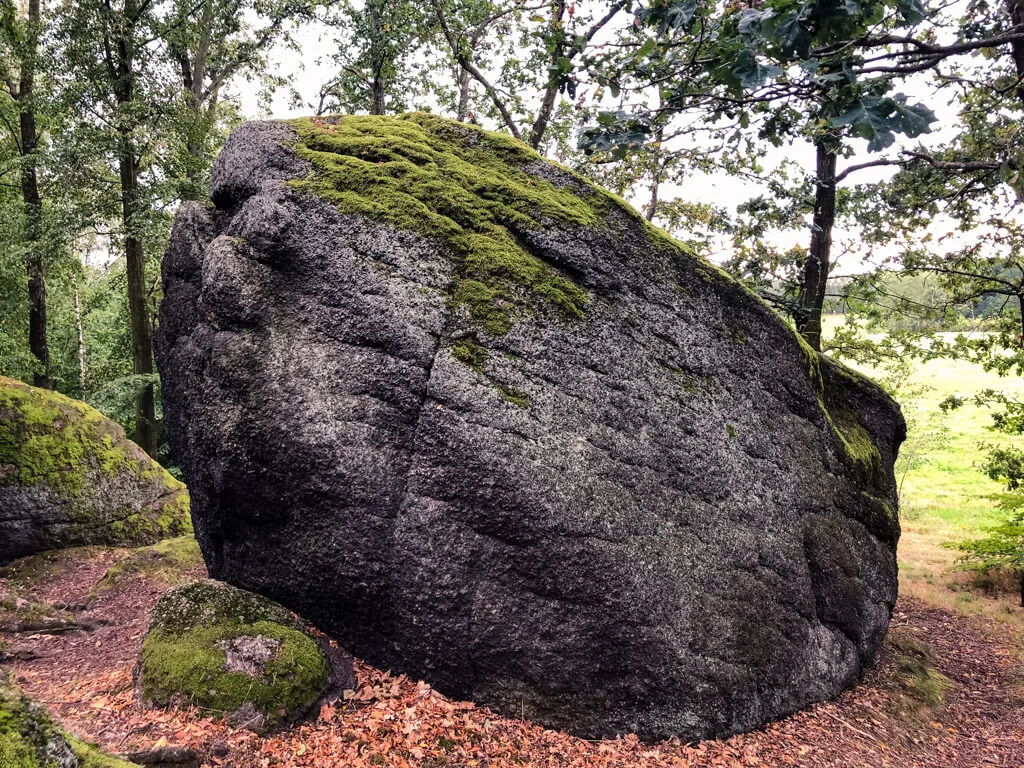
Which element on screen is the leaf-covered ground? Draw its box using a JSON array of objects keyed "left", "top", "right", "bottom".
[{"left": 1, "top": 545, "right": 1022, "bottom": 768}]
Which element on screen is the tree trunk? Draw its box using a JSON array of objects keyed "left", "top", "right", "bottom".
[
  {"left": 1006, "top": 0, "right": 1024, "bottom": 103},
  {"left": 457, "top": 66, "right": 471, "bottom": 122},
  {"left": 796, "top": 138, "right": 838, "bottom": 352},
  {"left": 646, "top": 125, "right": 665, "bottom": 223},
  {"left": 528, "top": 0, "right": 568, "bottom": 150},
  {"left": 1018, "top": 293, "right": 1024, "bottom": 349},
  {"left": 120, "top": 149, "right": 157, "bottom": 457},
  {"left": 174, "top": 3, "right": 211, "bottom": 200},
  {"left": 19, "top": 0, "right": 50, "bottom": 388},
  {"left": 109, "top": 0, "right": 157, "bottom": 457},
  {"left": 371, "top": 70, "right": 386, "bottom": 115},
  {"left": 530, "top": 81, "right": 560, "bottom": 150},
  {"left": 74, "top": 288, "right": 86, "bottom": 396},
  {"left": 646, "top": 175, "right": 660, "bottom": 222}
]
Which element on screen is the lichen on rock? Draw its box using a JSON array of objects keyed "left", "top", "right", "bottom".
[
  {"left": 136, "top": 581, "right": 340, "bottom": 732},
  {"left": 0, "top": 377, "right": 192, "bottom": 564}
]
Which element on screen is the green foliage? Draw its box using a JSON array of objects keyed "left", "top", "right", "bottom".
[
  {"left": 316, "top": 0, "right": 436, "bottom": 116},
  {"left": 161, "top": 0, "right": 305, "bottom": 199},
  {"left": 953, "top": 441, "right": 1024, "bottom": 601},
  {"left": 0, "top": 0, "right": 313, "bottom": 467},
  {"left": 837, "top": 0, "right": 1024, "bottom": 371},
  {"left": 425, "top": 0, "right": 621, "bottom": 151},
  {"left": 832, "top": 93, "right": 935, "bottom": 153},
  {"left": 581, "top": 0, "right": 937, "bottom": 157},
  {"left": 979, "top": 444, "right": 1024, "bottom": 489},
  {"left": 875, "top": 357, "right": 953, "bottom": 496}
]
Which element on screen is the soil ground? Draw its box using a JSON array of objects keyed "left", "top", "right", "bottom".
[{"left": 1, "top": 545, "right": 1022, "bottom": 768}]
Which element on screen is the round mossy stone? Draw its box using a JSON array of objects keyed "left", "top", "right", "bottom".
[
  {"left": 137, "top": 580, "right": 331, "bottom": 731},
  {"left": 0, "top": 685, "right": 138, "bottom": 767},
  {"left": 0, "top": 376, "right": 191, "bottom": 564}
]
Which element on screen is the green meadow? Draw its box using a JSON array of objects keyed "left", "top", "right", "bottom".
[{"left": 828, "top": 321, "right": 1024, "bottom": 622}]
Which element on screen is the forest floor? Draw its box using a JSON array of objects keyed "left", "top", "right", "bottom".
[{"left": 1, "top": 543, "right": 1022, "bottom": 768}]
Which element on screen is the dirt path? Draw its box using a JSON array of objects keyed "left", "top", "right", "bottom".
[{"left": 1, "top": 547, "right": 1021, "bottom": 768}]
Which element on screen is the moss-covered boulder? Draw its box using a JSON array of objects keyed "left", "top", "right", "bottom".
[
  {"left": 137, "top": 581, "right": 347, "bottom": 732},
  {"left": 92, "top": 537, "right": 205, "bottom": 595},
  {"left": 156, "top": 114, "right": 905, "bottom": 741},
  {"left": 0, "top": 685, "right": 138, "bottom": 767},
  {"left": 0, "top": 377, "right": 191, "bottom": 564}
]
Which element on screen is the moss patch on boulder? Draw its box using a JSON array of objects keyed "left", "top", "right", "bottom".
[
  {"left": 92, "top": 537, "right": 205, "bottom": 595},
  {"left": 0, "top": 377, "right": 192, "bottom": 563},
  {"left": 287, "top": 114, "right": 594, "bottom": 337},
  {"left": 137, "top": 581, "right": 329, "bottom": 731},
  {"left": 0, "top": 685, "right": 137, "bottom": 767}
]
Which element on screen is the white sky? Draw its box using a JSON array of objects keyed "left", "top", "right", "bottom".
[{"left": 226, "top": 5, "right": 1006, "bottom": 275}]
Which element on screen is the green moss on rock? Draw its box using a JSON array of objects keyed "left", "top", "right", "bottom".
[
  {"left": 826, "top": 399, "right": 883, "bottom": 478},
  {"left": 449, "top": 338, "right": 490, "bottom": 372},
  {"left": 497, "top": 385, "right": 530, "bottom": 409},
  {"left": 68, "top": 738, "right": 139, "bottom": 768},
  {"left": 0, "top": 377, "right": 192, "bottom": 558},
  {"left": 107, "top": 487, "right": 193, "bottom": 545},
  {"left": 817, "top": 359, "right": 890, "bottom": 483},
  {"left": 92, "top": 536, "right": 204, "bottom": 595},
  {"left": 0, "top": 377, "right": 136, "bottom": 497},
  {"left": 287, "top": 114, "right": 591, "bottom": 337},
  {"left": 0, "top": 685, "right": 138, "bottom": 767},
  {"left": 138, "top": 581, "right": 328, "bottom": 731},
  {"left": 789, "top": 337, "right": 889, "bottom": 484}
]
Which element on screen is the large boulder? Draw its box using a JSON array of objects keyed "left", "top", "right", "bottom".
[
  {"left": 0, "top": 377, "right": 190, "bottom": 564},
  {"left": 155, "top": 114, "right": 905, "bottom": 741}
]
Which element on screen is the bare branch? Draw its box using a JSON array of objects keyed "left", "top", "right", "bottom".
[
  {"left": 835, "top": 156, "right": 906, "bottom": 183},
  {"left": 430, "top": 0, "right": 521, "bottom": 139}
]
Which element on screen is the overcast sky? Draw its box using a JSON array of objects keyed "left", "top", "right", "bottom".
[{"left": 226, "top": 6, "right": 988, "bottom": 272}]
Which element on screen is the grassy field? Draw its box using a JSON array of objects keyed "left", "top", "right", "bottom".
[{"left": 826, "top": 321, "right": 1024, "bottom": 624}]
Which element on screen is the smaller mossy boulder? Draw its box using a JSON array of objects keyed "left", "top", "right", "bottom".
[
  {"left": 137, "top": 581, "right": 348, "bottom": 731},
  {"left": 0, "top": 685, "right": 138, "bottom": 767},
  {"left": 0, "top": 377, "right": 191, "bottom": 564},
  {"left": 91, "top": 537, "right": 205, "bottom": 595}
]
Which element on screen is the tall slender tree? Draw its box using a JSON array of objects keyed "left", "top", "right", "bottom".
[
  {"left": 56, "top": 0, "right": 172, "bottom": 456},
  {"left": 163, "top": 0, "right": 317, "bottom": 199},
  {"left": 1, "top": 0, "right": 49, "bottom": 386},
  {"left": 316, "top": 0, "right": 434, "bottom": 116},
  {"left": 430, "top": 0, "right": 624, "bottom": 151}
]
